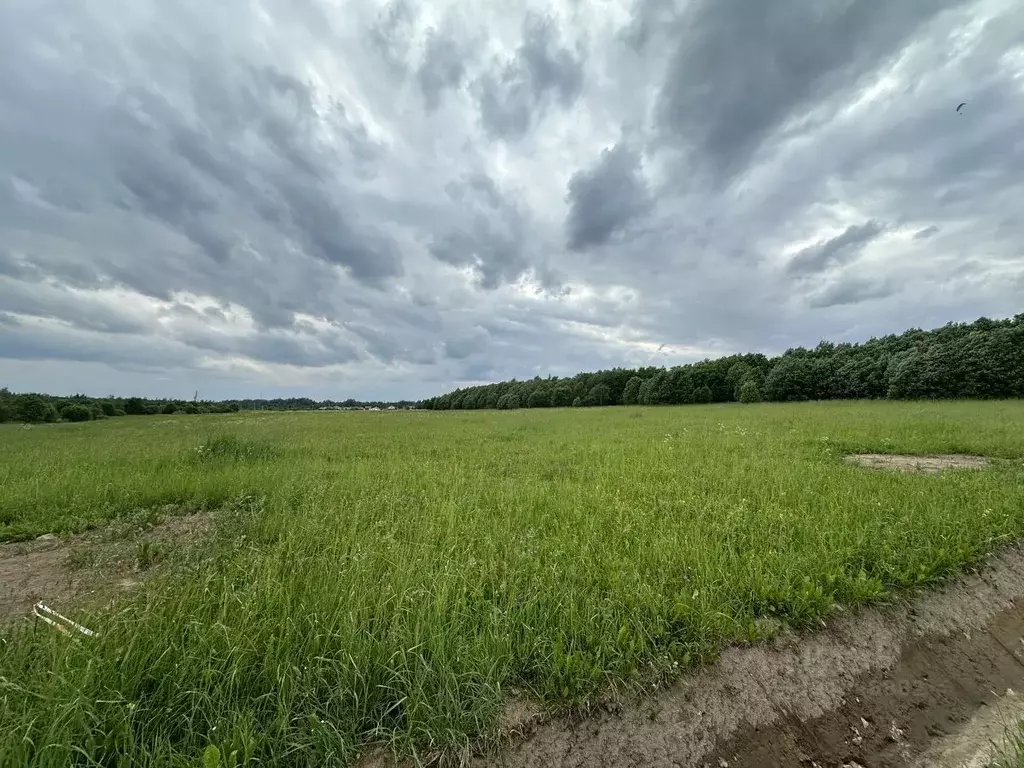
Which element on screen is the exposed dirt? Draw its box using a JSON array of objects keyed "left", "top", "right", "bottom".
[
  {"left": 912, "top": 687, "right": 1022, "bottom": 768},
  {"left": 361, "top": 545, "right": 1024, "bottom": 767},
  {"left": 844, "top": 454, "right": 991, "bottom": 473},
  {"left": 0, "top": 510, "right": 213, "bottom": 624}
]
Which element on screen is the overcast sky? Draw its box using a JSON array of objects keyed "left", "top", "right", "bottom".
[{"left": 1, "top": 0, "right": 1022, "bottom": 401}]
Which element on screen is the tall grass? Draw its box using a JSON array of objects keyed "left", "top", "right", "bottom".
[{"left": 1, "top": 401, "right": 1023, "bottom": 765}]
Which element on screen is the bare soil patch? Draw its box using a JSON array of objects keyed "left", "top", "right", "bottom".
[
  {"left": 844, "top": 453, "right": 991, "bottom": 473},
  {"left": 361, "top": 546, "right": 1024, "bottom": 767},
  {"left": 0, "top": 509, "right": 213, "bottom": 625}
]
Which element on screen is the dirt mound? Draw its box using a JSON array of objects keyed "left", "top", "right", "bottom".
[
  {"left": 844, "top": 453, "right": 990, "bottom": 472},
  {"left": 0, "top": 511, "right": 213, "bottom": 624}
]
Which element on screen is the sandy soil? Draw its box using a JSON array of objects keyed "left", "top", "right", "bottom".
[
  {"left": 0, "top": 511, "right": 213, "bottom": 624},
  {"left": 843, "top": 454, "right": 991, "bottom": 473}
]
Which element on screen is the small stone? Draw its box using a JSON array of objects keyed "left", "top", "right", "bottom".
[
  {"left": 889, "top": 722, "right": 905, "bottom": 742},
  {"left": 35, "top": 533, "right": 57, "bottom": 542},
  {"left": 718, "top": 759, "right": 729, "bottom": 768},
  {"left": 860, "top": 717, "right": 871, "bottom": 729}
]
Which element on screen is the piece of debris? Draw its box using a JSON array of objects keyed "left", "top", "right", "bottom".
[
  {"left": 888, "top": 721, "right": 905, "bottom": 743},
  {"left": 35, "top": 533, "right": 57, "bottom": 542},
  {"left": 31, "top": 602, "right": 98, "bottom": 637}
]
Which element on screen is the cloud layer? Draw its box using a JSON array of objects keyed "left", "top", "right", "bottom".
[{"left": 1, "top": 0, "right": 1022, "bottom": 400}]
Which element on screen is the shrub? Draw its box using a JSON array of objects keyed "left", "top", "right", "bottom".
[
  {"left": 694, "top": 385, "right": 713, "bottom": 404},
  {"left": 123, "top": 397, "right": 147, "bottom": 415},
  {"left": 161, "top": 402, "right": 177, "bottom": 415},
  {"left": 100, "top": 401, "right": 117, "bottom": 417},
  {"left": 18, "top": 396, "right": 59, "bottom": 423},
  {"left": 60, "top": 404, "right": 94, "bottom": 422},
  {"left": 572, "top": 397, "right": 582, "bottom": 408}
]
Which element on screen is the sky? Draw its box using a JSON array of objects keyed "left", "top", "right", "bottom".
[{"left": 1, "top": 0, "right": 1022, "bottom": 402}]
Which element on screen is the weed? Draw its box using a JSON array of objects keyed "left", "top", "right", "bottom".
[{"left": 191, "top": 435, "right": 277, "bottom": 464}]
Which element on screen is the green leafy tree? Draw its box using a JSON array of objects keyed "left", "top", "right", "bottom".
[
  {"left": 694, "top": 385, "right": 713, "bottom": 403},
  {"left": 527, "top": 389, "right": 550, "bottom": 408},
  {"left": 551, "top": 386, "right": 573, "bottom": 407},
  {"left": 738, "top": 381, "right": 762, "bottom": 403},
  {"left": 587, "top": 383, "right": 611, "bottom": 406},
  {"left": 621, "top": 376, "right": 643, "bottom": 405},
  {"left": 571, "top": 397, "right": 582, "bottom": 407}
]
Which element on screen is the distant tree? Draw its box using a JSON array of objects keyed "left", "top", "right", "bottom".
[
  {"left": 638, "top": 375, "right": 659, "bottom": 405},
  {"left": 61, "top": 404, "right": 94, "bottom": 422},
  {"left": 228, "top": 403, "right": 241, "bottom": 412},
  {"left": 550, "top": 386, "right": 573, "bottom": 407},
  {"left": 621, "top": 376, "right": 643, "bottom": 405},
  {"left": 726, "top": 362, "right": 751, "bottom": 399},
  {"left": 161, "top": 402, "right": 177, "bottom": 415},
  {"left": 587, "top": 383, "right": 611, "bottom": 406},
  {"left": 738, "top": 381, "right": 762, "bottom": 403},
  {"left": 0, "top": 402, "right": 13, "bottom": 423},
  {"left": 694, "top": 385, "right": 713, "bottom": 404},
  {"left": 527, "top": 389, "right": 550, "bottom": 408},
  {"left": 764, "top": 357, "right": 815, "bottom": 402},
  {"left": 123, "top": 397, "right": 147, "bottom": 415},
  {"left": 505, "top": 394, "right": 521, "bottom": 410},
  {"left": 572, "top": 397, "right": 582, "bottom": 408},
  {"left": 18, "top": 396, "right": 59, "bottom": 423}
]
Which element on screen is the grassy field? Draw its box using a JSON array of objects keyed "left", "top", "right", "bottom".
[{"left": 1, "top": 401, "right": 1023, "bottom": 766}]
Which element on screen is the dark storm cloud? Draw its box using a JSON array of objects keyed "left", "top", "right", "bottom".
[
  {"left": 429, "top": 172, "right": 530, "bottom": 289},
  {"left": 475, "top": 13, "right": 584, "bottom": 140},
  {"left": 0, "top": 321, "right": 197, "bottom": 370},
  {"left": 655, "top": 0, "right": 961, "bottom": 178},
  {"left": 565, "top": 143, "right": 651, "bottom": 251},
  {"left": 807, "top": 276, "right": 897, "bottom": 308},
  {"left": 785, "top": 221, "right": 885, "bottom": 276},
  {"left": 1, "top": 0, "right": 1023, "bottom": 401}
]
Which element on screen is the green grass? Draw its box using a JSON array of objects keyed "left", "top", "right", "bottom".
[
  {"left": 1, "top": 401, "right": 1023, "bottom": 766},
  {"left": 990, "top": 719, "right": 1024, "bottom": 767}
]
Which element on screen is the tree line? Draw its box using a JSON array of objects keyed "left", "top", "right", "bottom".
[
  {"left": 0, "top": 392, "right": 418, "bottom": 424},
  {"left": 420, "top": 314, "right": 1024, "bottom": 411}
]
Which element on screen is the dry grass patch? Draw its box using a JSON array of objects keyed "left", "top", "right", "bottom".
[{"left": 844, "top": 453, "right": 991, "bottom": 473}]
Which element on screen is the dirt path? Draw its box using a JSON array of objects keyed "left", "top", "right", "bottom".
[{"left": 475, "top": 546, "right": 1024, "bottom": 767}]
